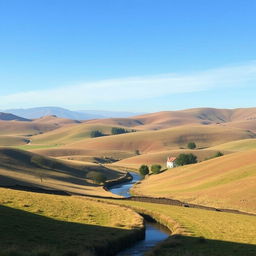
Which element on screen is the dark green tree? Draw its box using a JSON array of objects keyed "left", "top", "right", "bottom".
[
  {"left": 151, "top": 164, "right": 162, "bottom": 174},
  {"left": 187, "top": 142, "right": 196, "bottom": 149},
  {"left": 139, "top": 165, "right": 149, "bottom": 176},
  {"left": 176, "top": 153, "right": 197, "bottom": 166},
  {"left": 90, "top": 130, "right": 104, "bottom": 138},
  {"left": 111, "top": 127, "right": 128, "bottom": 135}
]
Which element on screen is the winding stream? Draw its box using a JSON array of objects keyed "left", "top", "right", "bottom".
[{"left": 109, "top": 172, "right": 171, "bottom": 256}]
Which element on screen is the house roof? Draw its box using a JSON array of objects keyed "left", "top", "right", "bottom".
[{"left": 167, "top": 156, "right": 177, "bottom": 162}]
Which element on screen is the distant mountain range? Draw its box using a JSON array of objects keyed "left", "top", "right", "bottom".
[{"left": 2, "top": 107, "right": 143, "bottom": 120}]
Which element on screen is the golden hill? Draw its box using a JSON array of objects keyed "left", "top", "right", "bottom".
[
  {"left": 65, "top": 125, "right": 255, "bottom": 154},
  {"left": 83, "top": 107, "right": 256, "bottom": 130},
  {"left": 0, "top": 147, "right": 123, "bottom": 196},
  {"left": 132, "top": 150, "right": 256, "bottom": 213},
  {"left": 0, "top": 116, "right": 79, "bottom": 136},
  {"left": 114, "top": 149, "right": 221, "bottom": 168}
]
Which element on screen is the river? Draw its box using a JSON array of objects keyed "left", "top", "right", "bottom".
[{"left": 108, "top": 172, "right": 171, "bottom": 256}]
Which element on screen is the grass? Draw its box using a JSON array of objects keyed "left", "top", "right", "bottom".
[
  {"left": 102, "top": 199, "right": 256, "bottom": 256},
  {"left": 65, "top": 125, "right": 255, "bottom": 154},
  {"left": 209, "top": 138, "right": 256, "bottom": 152},
  {"left": 132, "top": 149, "right": 256, "bottom": 213},
  {"left": 0, "top": 188, "right": 143, "bottom": 256},
  {"left": 0, "top": 147, "right": 125, "bottom": 197},
  {"left": 114, "top": 148, "right": 222, "bottom": 168},
  {"left": 16, "top": 144, "right": 61, "bottom": 150},
  {"left": 0, "top": 135, "right": 29, "bottom": 146}
]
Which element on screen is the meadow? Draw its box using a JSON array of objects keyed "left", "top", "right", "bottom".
[
  {"left": 0, "top": 188, "right": 143, "bottom": 256},
  {"left": 102, "top": 199, "right": 256, "bottom": 256}
]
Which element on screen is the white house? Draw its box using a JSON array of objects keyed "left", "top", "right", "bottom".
[{"left": 167, "top": 156, "right": 177, "bottom": 168}]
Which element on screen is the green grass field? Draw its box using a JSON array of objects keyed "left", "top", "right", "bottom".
[
  {"left": 0, "top": 188, "right": 143, "bottom": 256},
  {"left": 103, "top": 199, "right": 256, "bottom": 256}
]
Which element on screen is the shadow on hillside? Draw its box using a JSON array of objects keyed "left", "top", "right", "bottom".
[
  {"left": 0, "top": 205, "right": 143, "bottom": 256},
  {"left": 148, "top": 234, "right": 256, "bottom": 256}
]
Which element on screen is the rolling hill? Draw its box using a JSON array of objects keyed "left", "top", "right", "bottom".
[
  {"left": 0, "top": 147, "right": 124, "bottom": 196},
  {"left": 65, "top": 124, "right": 256, "bottom": 153},
  {"left": 85, "top": 107, "right": 256, "bottom": 130},
  {"left": 0, "top": 115, "right": 79, "bottom": 137},
  {"left": 132, "top": 149, "right": 256, "bottom": 213}
]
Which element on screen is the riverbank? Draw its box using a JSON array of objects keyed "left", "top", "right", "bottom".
[
  {"left": 103, "top": 199, "right": 256, "bottom": 256},
  {"left": 0, "top": 187, "right": 145, "bottom": 256}
]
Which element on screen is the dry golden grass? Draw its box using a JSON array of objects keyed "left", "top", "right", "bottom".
[
  {"left": 85, "top": 107, "right": 256, "bottom": 130},
  {"left": 209, "top": 138, "right": 256, "bottom": 152},
  {"left": 132, "top": 150, "right": 256, "bottom": 213},
  {"left": 0, "top": 116, "right": 78, "bottom": 137},
  {"left": 65, "top": 124, "right": 255, "bottom": 154},
  {"left": 0, "top": 135, "right": 29, "bottom": 146},
  {"left": 114, "top": 149, "right": 222, "bottom": 168},
  {"left": 0, "top": 147, "right": 124, "bottom": 197}
]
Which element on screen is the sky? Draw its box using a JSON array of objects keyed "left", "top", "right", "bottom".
[{"left": 0, "top": 0, "right": 256, "bottom": 112}]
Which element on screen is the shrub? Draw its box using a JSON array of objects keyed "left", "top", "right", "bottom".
[
  {"left": 187, "top": 142, "right": 196, "bottom": 149},
  {"left": 214, "top": 151, "right": 224, "bottom": 157},
  {"left": 151, "top": 164, "right": 162, "bottom": 174},
  {"left": 86, "top": 171, "right": 107, "bottom": 184},
  {"left": 90, "top": 130, "right": 104, "bottom": 138},
  {"left": 139, "top": 165, "right": 149, "bottom": 176},
  {"left": 135, "top": 149, "right": 140, "bottom": 155},
  {"left": 176, "top": 153, "right": 197, "bottom": 166},
  {"left": 205, "top": 151, "right": 224, "bottom": 161}
]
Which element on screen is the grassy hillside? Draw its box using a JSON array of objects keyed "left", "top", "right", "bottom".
[
  {"left": 65, "top": 125, "right": 255, "bottom": 154},
  {"left": 0, "top": 147, "right": 124, "bottom": 196},
  {"left": 210, "top": 138, "right": 256, "bottom": 152},
  {"left": 132, "top": 150, "right": 256, "bottom": 213},
  {"left": 30, "top": 123, "right": 134, "bottom": 146},
  {"left": 0, "top": 135, "right": 30, "bottom": 146},
  {"left": 105, "top": 199, "right": 256, "bottom": 256},
  {"left": 114, "top": 149, "right": 223, "bottom": 168},
  {"left": 0, "top": 188, "right": 143, "bottom": 256},
  {"left": 0, "top": 116, "right": 78, "bottom": 137},
  {"left": 85, "top": 107, "right": 256, "bottom": 130}
]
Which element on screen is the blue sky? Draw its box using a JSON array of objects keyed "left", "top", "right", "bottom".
[{"left": 0, "top": 0, "right": 256, "bottom": 111}]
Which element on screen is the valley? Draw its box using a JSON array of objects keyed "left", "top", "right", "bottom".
[{"left": 0, "top": 107, "right": 256, "bottom": 256}]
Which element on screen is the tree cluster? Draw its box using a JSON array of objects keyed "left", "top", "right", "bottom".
[
  {"left": 111, "top": 127, "right": 136, "bottom": 135},
  {"left": 176, "top": 153, "right": 197, "bottom": 166},
  {"left": 90, "top": 130, "right": 105, "bottom": 138}
]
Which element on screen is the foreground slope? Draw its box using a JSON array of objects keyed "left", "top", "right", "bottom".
[
  {"left": 132, "top": 150, "right": 256, "bottom": 213},
  {"left": 107, "top": 199, "right": 256, "bottom": 256},
  {"left": 0, "top": 188, "right": 143, "bottom": 256},
  {"left": 0, "top": 147, "right": 123, "bottom": 196}
]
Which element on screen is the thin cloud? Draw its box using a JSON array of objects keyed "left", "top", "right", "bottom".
[{"left": 1, "top": 61, "right": 256, "bottom": 108}]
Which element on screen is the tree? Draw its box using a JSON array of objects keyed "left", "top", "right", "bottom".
[
  {"left": 90, "top": 130, "right": 104, "bottom": 138},
  {"left": 151, "top": 164, "right": 162, "bottom": 174},
  {"left": 111, "top": 127, "right": 128, "bottom": 135},
  {"left": 187, "top": 142, "right": 196, "bottom": 149},
  {"left": 86, "top": 171, "right": 107, "bottom": 184},
  {"left": 139, "top": 165, "right": 149, "bottom": 176},
  {"left": 176, "top": 153, "right": 197, "bottom": 166}
]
